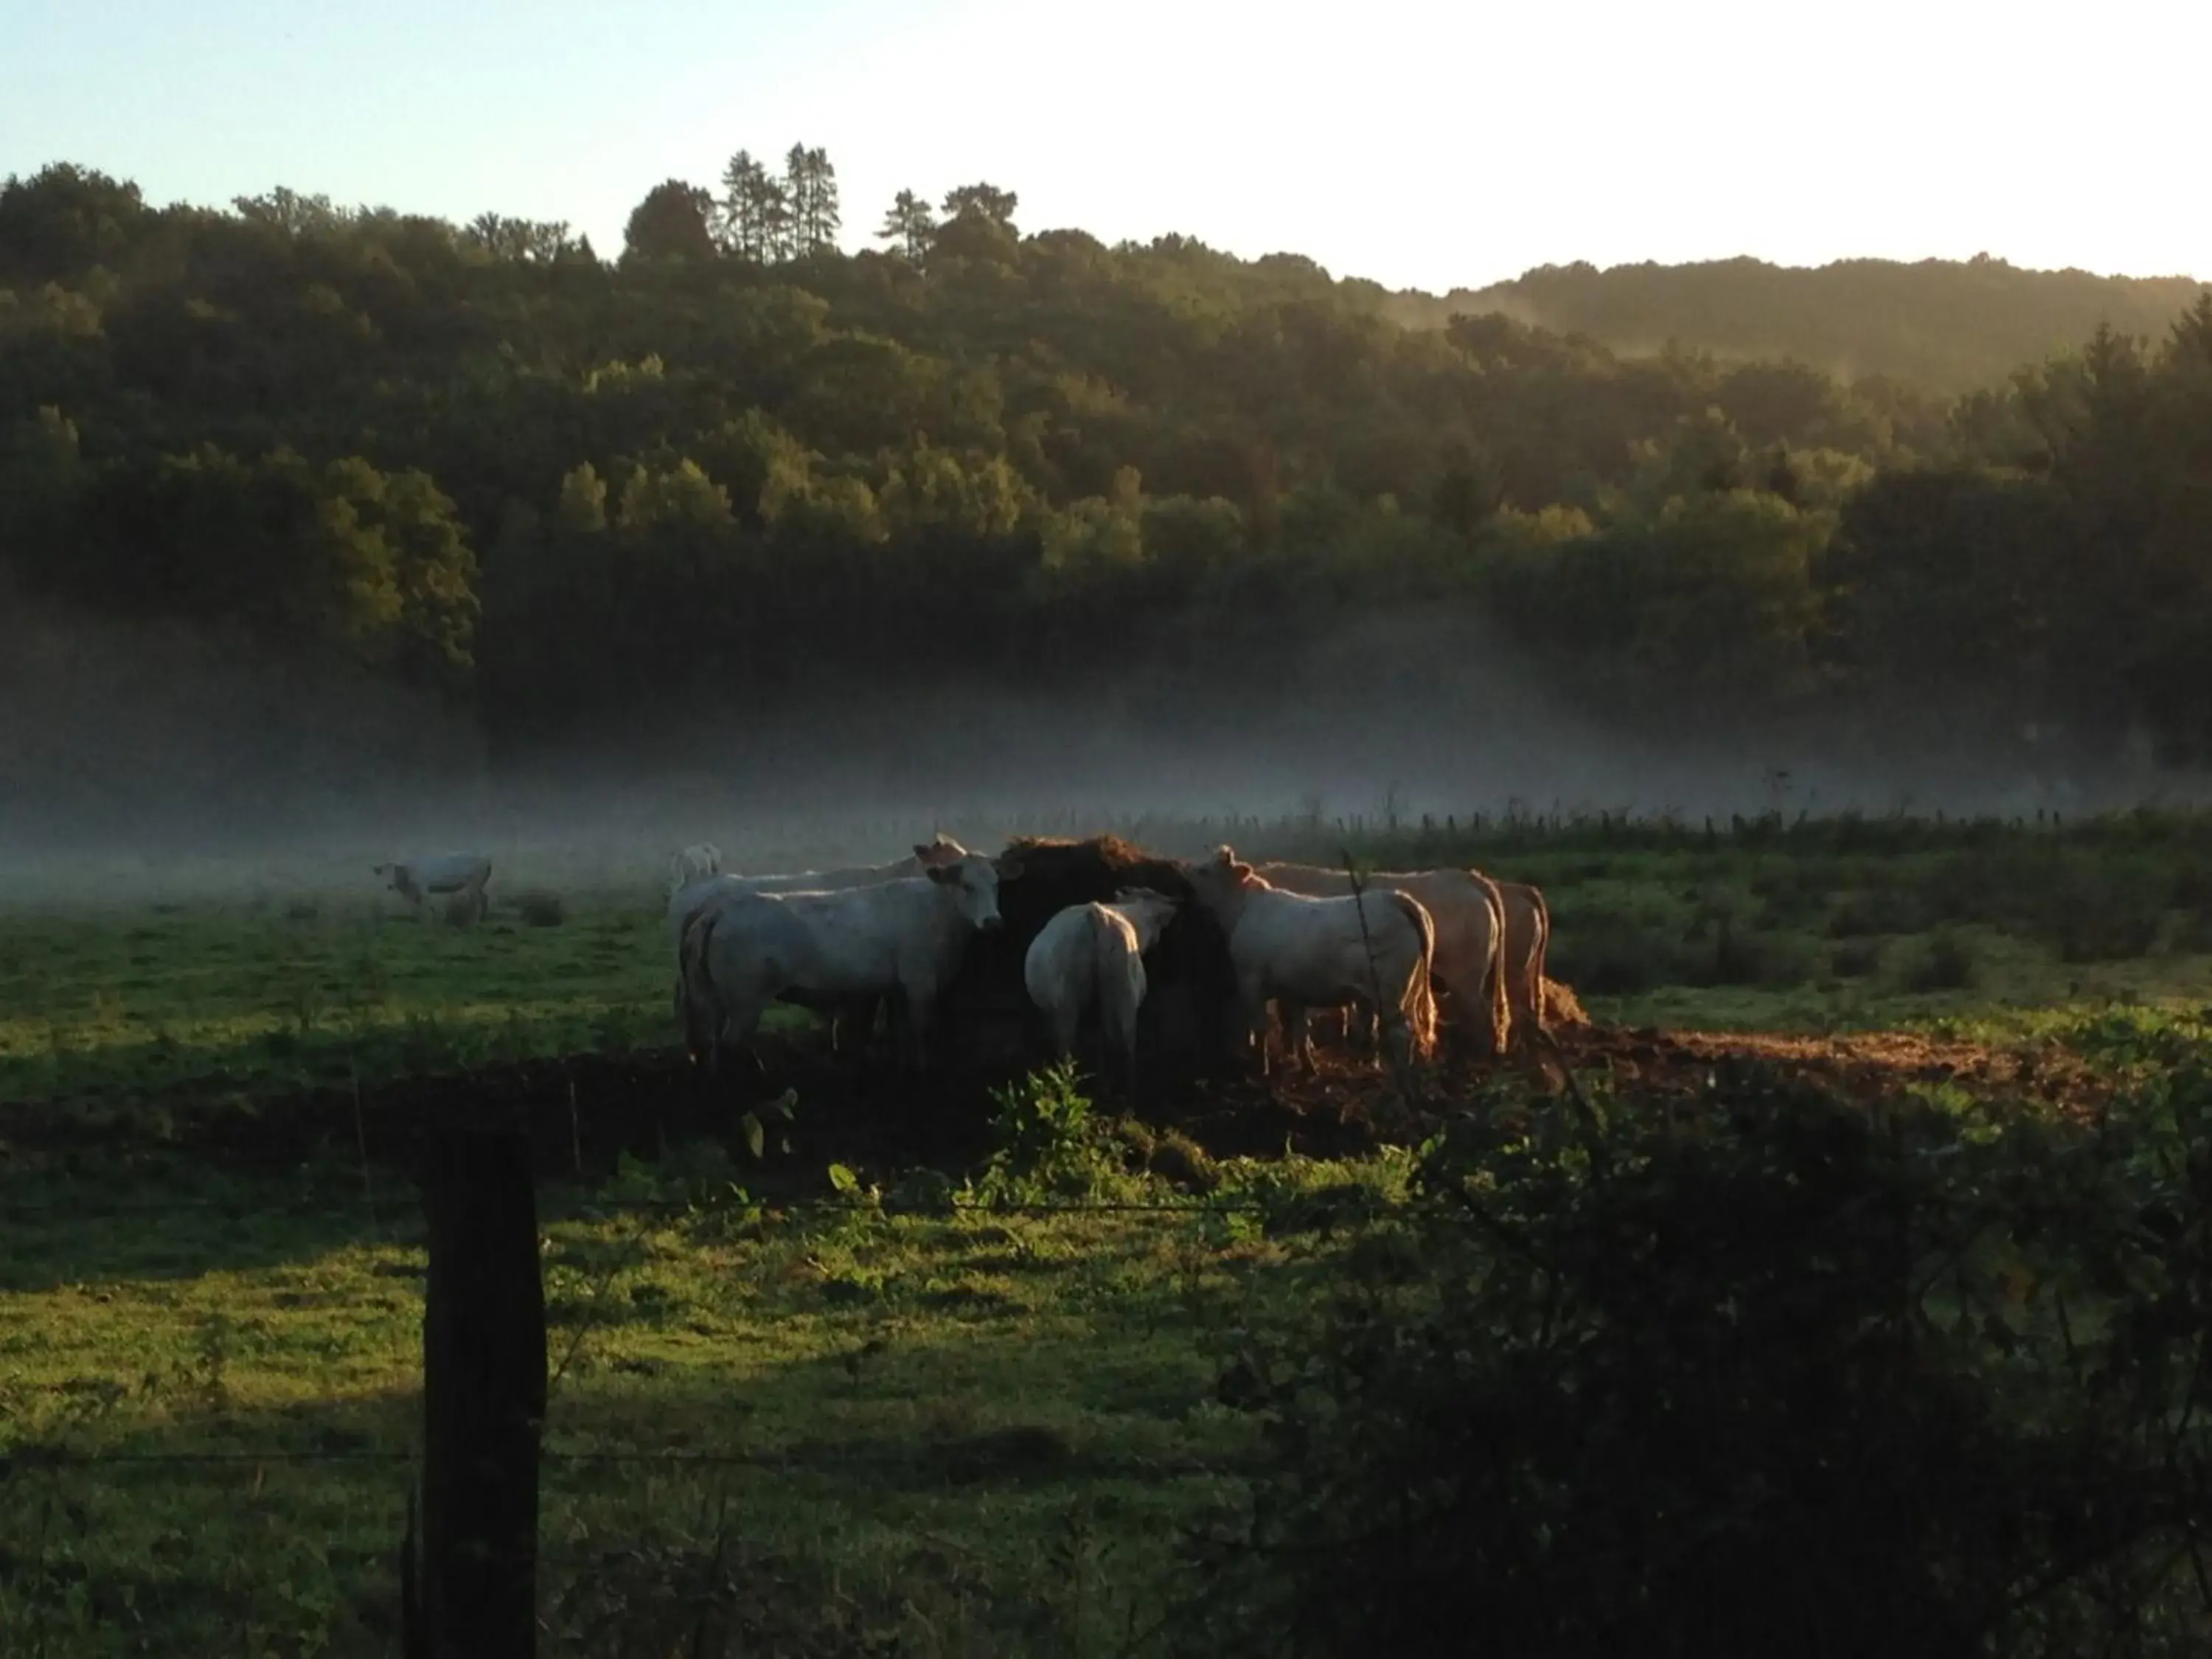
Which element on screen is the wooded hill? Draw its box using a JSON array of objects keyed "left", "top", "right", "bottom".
[
  {"left": 1385, "top": 256, "right": 2208, "bottom": 396},
  {"left": 2, "top": 156, "right": 2209, "bottom": 779}
]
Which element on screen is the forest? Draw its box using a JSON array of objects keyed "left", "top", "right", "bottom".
[{"left": 2, "top": 154, "right": 2210, "bottom": 789}]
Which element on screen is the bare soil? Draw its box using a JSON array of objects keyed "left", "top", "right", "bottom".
[{"left": 3, "top": 989, "right": 2113, "bottom": 1199}]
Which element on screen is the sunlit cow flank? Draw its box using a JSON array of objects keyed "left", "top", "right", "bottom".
[
  {"left": 1257, "top": 862, "right": 1512, "bottom": 1057},
  {"left": 678, "top": 849, "right": 1023, "bottom": 1076},
  {"left": 1023, "top": 887, "right": 1181, "bottom": 1102},
  {"left": 666, "top": 842, "right": 723, "bottom": 894},
  {"left": 1181, "top": 846, "right": 1438, "bottom": 1078},
  {"left": 373, "top": 853, "right": 493, "bottom": 918},
  {"left": 1481, "top": 877, "right": 1553, "bottom": 1046},
  {"left": 665, "top": 836, "right": 974, "bottom": 1054}
]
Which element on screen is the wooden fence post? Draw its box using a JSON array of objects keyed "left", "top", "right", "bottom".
[{"left": 410, "top": 1126, "right": 546, "bottom": 1659}]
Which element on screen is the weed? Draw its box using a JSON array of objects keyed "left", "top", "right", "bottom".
[
  {"left": 973, "top": 1062, "right": 1144, "bottom": 1206},
  {"left": 1905, "top": 929, "right": 1978, "bottom": 992}
]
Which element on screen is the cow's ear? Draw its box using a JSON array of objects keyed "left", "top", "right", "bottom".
[
  {"left": 925, "top": 863, "right": 959, "bottom": 885},
  {"left": 998, "top": 855, "right": 1026, "bottom": 881}
]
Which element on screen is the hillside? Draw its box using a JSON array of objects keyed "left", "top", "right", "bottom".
[
  {"left": 2, "top": 156, "right": 2211, "bottom": 828},
  {"left": 1386, "top": 255, "right": 2210, "bottom": 394}
]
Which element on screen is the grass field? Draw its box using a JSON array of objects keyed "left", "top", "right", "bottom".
[{"left": 5, "top": 807, "right": 2212, "bottom": 1655}]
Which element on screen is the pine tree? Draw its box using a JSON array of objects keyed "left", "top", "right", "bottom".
[
  {"left": 877, "top": 189, "right": 936, "bottom": 262},
  {"left": 718, "top": 150, "right": 768, "bottom": 260}
]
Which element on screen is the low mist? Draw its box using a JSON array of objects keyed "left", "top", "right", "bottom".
[{"left": 4, "top": 597, "right": 2205, "bottom": 906}]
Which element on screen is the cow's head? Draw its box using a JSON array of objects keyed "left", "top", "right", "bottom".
[
  {"left": 1115, "top": 886, "right": 1181, "bottom": 923},
  {"left": 1182, "top": 846, "right": 1256, "bottom": 914},
  {"left": 925, "top": 849, "right": 1015, "bottom": 931},
  {"left": 913, "top": 833, "right": 970, "bottom": 870}
]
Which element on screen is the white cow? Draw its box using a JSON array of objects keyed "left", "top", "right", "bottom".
[
  {"left": 665, "top": 835, "right": 973, "bottom": 1054},
  {"left": 678, "top": 849, "right": 1023, "bottom": 1074},
  {"left": 664, "top": 834, "right": 972, "bottom": 946},
  {"left": 1256, "top": 862, "right": 1512, "bottom": 1057},
  {"left": 1481, "top": 877, "right": 1552, "bottom": 1046},
  {"left": 1181, "top": 846, "right": 1438, "bottom": 1077},
  {"left": 666, "top": 842, "right": 723, "bottom": 894},
  {"left": 374, "top": 853, "right": 493, "bottom": 919},
  {"left": 1023, "top": 888, "right": 1181, "bottom": 1100}
]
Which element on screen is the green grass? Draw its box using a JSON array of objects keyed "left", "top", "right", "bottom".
[
  {"left": 0, "top": 892, "right": 821, "bottom": 1109},
  {"left": 0, "top": 1147, "right": 1394, "bottom": 1657},
  {"left": 10, "top": 811, "right": 2212, "bottom": 1109},
  {"left": 7, "top": 810, "right": 2212, "bottom": 1651}
]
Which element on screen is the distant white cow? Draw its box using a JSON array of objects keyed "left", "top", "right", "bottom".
[
  {"left": 374, "top": 853, "right": 493, "bottom": 919},
  {"left": 667, "top": 843, "right": 723, "bottom": 894},
  {"left": 678, "top": 848, "right": 1023, "bottom": 1075},
  {"left": 1257, "top": 862, "right": 1512, "bottom": 1057},
  {"left": 1181, "top": 846, "right": 1438, "bottom": 1077},
  {"left": 1023, "top": 888, "right": 1181, "bottom": 1101},
  {"left": 666, "top": 835, "right": 973, "bottom": 1054}
]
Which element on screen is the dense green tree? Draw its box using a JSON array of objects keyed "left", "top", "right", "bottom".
[
  {"left": 3, "top": 156, "right": 2206, "bottom": 761},
  {"left": 940, "top": 182, "right": 1018, "bottom": 231},
  {"left": 0, "top": 163, "right": 147, "bottom": 281},
  {"left": 622, "top": 179, "right": 717, "bottom": 263}
]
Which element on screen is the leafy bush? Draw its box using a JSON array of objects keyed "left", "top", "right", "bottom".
[
  {"left": 1180, "top": 1061, "right": 2212, "bottom": 1659},
  {"left": 1829, "top": 938, "right": 1883, "bottom": 978},
  {"left": 970, "top": 1061, "right": 1140, "bottom": 1206},
  {"left": 1548, "top": 919, "right": 1703, "bottom": 995},
  {"left": 1904, "top": 926, "right": 1978, "bottom": 991}
]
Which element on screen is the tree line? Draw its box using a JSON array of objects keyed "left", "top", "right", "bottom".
[{"left": 1, "top": 156, "right": 2208, "bottom": 771}]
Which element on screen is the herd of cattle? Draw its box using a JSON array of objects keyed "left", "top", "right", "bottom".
[
  {"left": 372, "top": 836, "right": 1557, "bottom": 1097},
  {"left": 372, "top": 835, "right": 1557, "bottom": 1093},
  {"left": 656, "top": 835, "right": 1555, "bottom": 1094}
]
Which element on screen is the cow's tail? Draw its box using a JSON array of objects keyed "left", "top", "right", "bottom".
[
  {"left": 1471, "top": 872, "right": 1514, "bottom": 1057},
  {"left": 1525, "top": 884, "right": 1553, "bottom": 1032},
  {"left": 676, "top": 903, "right": 724, "bottom": 1065},
  {"left": 1093, "top": 907, "right": 1144, "bottom": 1060},
  {"left": 1387, "top": 891, "right": 1439, "bottom": 1061}
]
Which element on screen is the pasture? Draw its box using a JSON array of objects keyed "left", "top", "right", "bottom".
[{"left": 6, "top": 807, "right": 2212, "bottom": 1655}]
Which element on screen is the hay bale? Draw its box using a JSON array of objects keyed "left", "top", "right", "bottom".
[
  {"left": 1541, "top": 975, "right": 1590, "bottom": 1027},
  {"left": 934, "top": 834, "right": 1241, "bottom": 1080}
]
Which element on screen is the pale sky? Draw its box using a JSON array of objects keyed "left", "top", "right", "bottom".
[{"left": 2, "top": 0, "right": 2203, "bottom": 292}]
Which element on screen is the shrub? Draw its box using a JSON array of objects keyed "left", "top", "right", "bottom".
[
  {"left": 1548, "top": 919, "right": 1701, "bottom": 995},
  {"left": 970, "top": 1061, "right": 1138, "bottom": 1206},
  {"left": 515, "top": 889, "right": 566, "bottom": 928},
  {"left": 1829, "top": 939, "right": 1882, "bottom": 978},
  {"left": 1904, "top": 928, "right": 1977, "bottom": 991},
  {"left": 1178, "top": 1062, "right": 2212, "bottom": 1659}
]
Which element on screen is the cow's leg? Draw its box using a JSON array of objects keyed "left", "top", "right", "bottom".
[
  {"left": 1049, "top": 1004, "right": 1081, "bottom": 1062},
  {"left": 901, "top": 987, "right": 936, "bottom": 1074},
  {"left": 1235, "top": 979, "right": 1271, "bottom": 1079}
]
